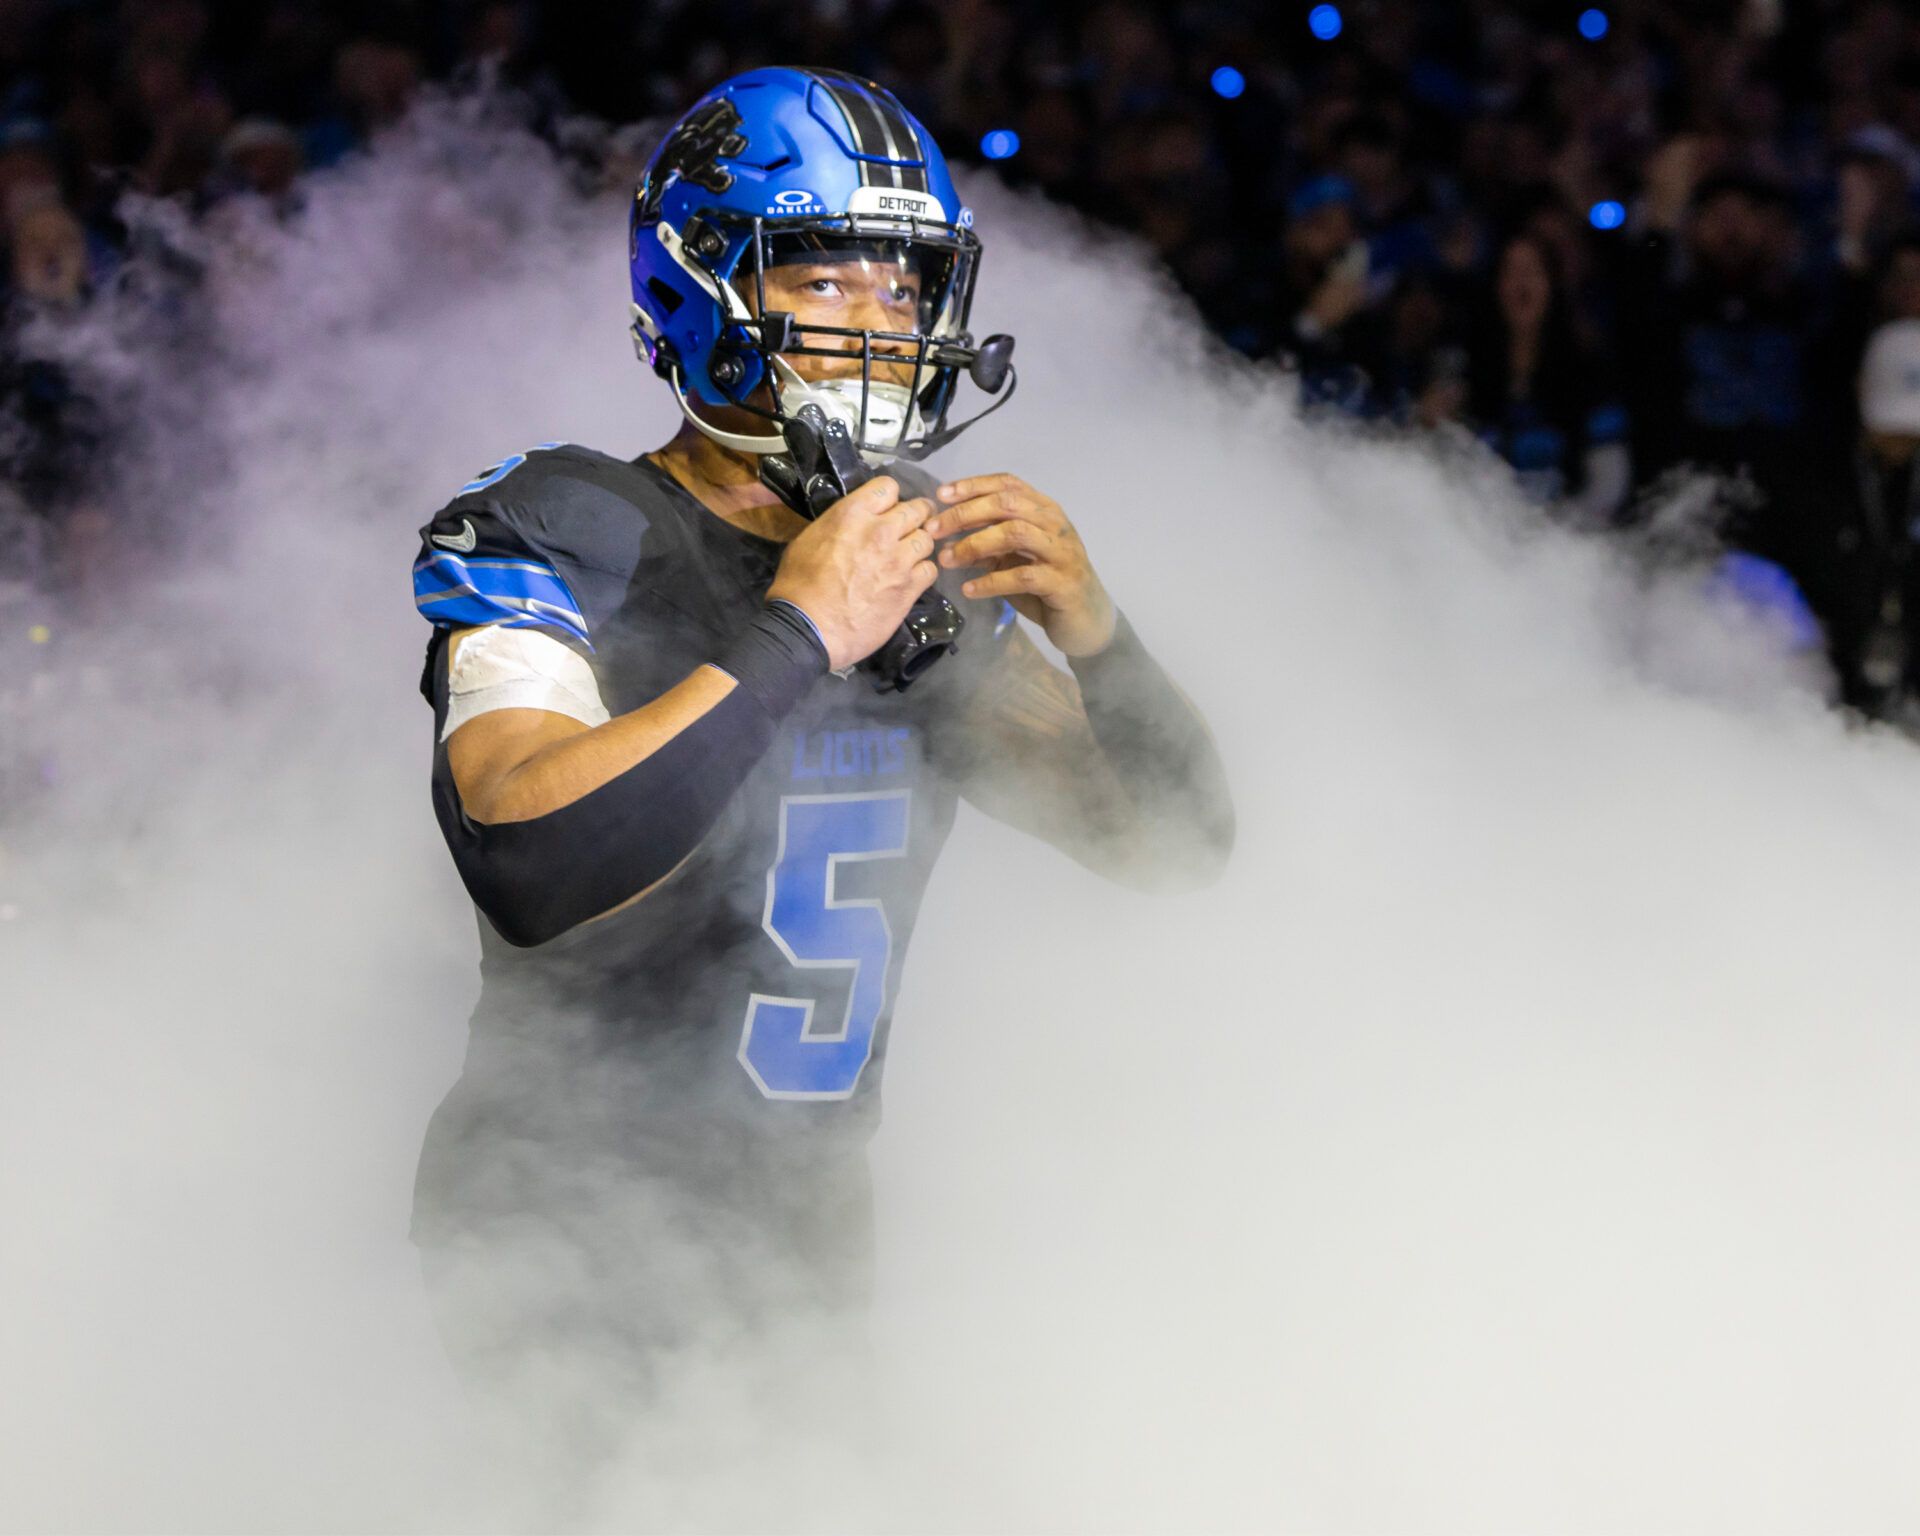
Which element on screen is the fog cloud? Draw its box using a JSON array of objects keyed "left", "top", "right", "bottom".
[{"left": 4, "top": 99, "right": 1919, "bottom": 1532}]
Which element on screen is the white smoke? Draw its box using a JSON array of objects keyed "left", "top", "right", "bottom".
[{"left": 5, "top": 97, "right": 1920, "bottom": 1532}]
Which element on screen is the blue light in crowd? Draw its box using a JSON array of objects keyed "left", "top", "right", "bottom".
[
  {"left": 1588, "top": 199, "right": 1626, "bottom": 230},
  {"left": 980, "top": 129, "right": 1020, "bottom": 161},
  {"left": 1211, "top": 65, "right": 1247, "bottom": 99},
  {"left": 1308, "top": 4, "right": 1342, "bottom": 40},
  {"left": 1578, "top": 8, "right": 1610, "bottom": 39}
]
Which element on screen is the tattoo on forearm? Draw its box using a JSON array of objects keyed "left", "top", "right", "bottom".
[
  {"left": 955, "top": 629, "right": 1139, "bottom": 856},
  {"left": 990, "top": 652, "right": 1085, "bottom": 741}
]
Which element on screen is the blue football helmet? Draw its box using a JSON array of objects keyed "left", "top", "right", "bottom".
[{"left": 629, "top": 67, "right": 1015, "bottom": 464}]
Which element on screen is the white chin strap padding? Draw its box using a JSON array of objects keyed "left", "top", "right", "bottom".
[
  {"left": 780, "top": 377, "right": 924, "bottom": 462},
  {"left": 672, "top": 355, "right": 924, "bottom": 464}
]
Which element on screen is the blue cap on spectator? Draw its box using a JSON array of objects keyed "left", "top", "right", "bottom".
[
  {"left": 0, "top": 115, "right": 56, "bottom": 152},
  {"left": 1288, "top": 174, "right": 1355, "bottom": 220}
]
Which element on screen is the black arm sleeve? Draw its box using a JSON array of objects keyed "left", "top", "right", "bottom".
[
  {"left": 434, "top": 601, "right": 828, "bottom": 948},
  {"left": 1066, "top": 612, "right": 1236, "bottom": 882}
]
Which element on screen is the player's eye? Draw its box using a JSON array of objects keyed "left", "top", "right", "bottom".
[{"left": 804, "top": 277, "right": 844, "bottom": 297}]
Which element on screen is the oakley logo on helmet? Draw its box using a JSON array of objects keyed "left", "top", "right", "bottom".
[
  {"left": 772, "top": 189, "right": 820, "bottom": 207},
  {"left": 636, "top": 98, "right": 748, "bottom": 221}
]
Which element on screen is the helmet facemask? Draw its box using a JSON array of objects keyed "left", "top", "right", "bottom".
[
  {"left": 663, "top": 211, "right": 1009, "bottom": 465},
  {"left": 756, "top": 231, "right": 952, "bottom": 456}
]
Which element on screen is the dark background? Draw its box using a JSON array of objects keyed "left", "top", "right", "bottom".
[{"left": 6, "top": 0, "right": 1920, "bottom": 714}]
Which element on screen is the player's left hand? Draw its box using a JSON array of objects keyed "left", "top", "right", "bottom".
[{"left": 928, "top": 474, "right": 1117, "bottom": 657}]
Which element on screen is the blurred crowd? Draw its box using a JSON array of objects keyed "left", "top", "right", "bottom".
[{"left": 6, "top": 0, "right": 1920, "bottom": 721}]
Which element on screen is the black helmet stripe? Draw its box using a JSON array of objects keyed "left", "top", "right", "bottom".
[
  {"left": 864, "top": 94, "right": 908, "bottom": 186},
  {"left": 810, "top": 69, "right": 913, "bottom": 192},
  {"left": 864, "top": 84, "right": 932, "bottom": 194},
  {"left": 889, "top": 109, "right": 931, "bottom": 194},
  {"left": 809, "top": 70, "right": 887, "bottom": 187},
  {"left": 794, "top": 70, "right": 864, "bottom": 183}
]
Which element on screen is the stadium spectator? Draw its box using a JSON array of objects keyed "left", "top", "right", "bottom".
[
  {"left": 212, "top": 118, "right": 303, "bottom": 204},
  {"left": 1368, "top": 273, "right": 1468, "bottom": 431},
  {"left": 7, "top": 185, "right": 86, "bottom": 306},
  {"left": 1767, "top": 320, "right": 1920, "bottom": 721},
  {"left": 1269, "top": 174, "right": 1377, "bottom": 405},
  {"left": 1465, "top": 232, "right": 1631, "bottom": 522},
  {"left": 330, "top": 39, "right": 422, "bottom": 142},
  {"left": 0, "top": 117, "right": 63, "bottom": 226},
  {"left": 1330, "top": 111, "right": 1436, "bottom": 286},
  {"left": 0, "top": 0, "right": 1918, "bottom": 714},
  {"left": 1618, "top": 141, "right": 1825, "bottom": 491}
]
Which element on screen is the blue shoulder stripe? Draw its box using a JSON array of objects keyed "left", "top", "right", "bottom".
[{"left": 412, "top": 550, "right": 592, "bottom": 648}]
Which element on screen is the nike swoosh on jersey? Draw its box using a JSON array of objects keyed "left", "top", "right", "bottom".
[{"left": 431, "top": 519, "right": 478, "bottom": 553}]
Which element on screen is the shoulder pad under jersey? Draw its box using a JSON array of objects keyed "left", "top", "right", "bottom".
[{"left": 411, "top": 442, "right": 649, "bottom": 654}]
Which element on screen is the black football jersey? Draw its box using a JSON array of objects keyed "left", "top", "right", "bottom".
[{"left": 410, "top": 443, "right": 1016, "bottom": 1220}]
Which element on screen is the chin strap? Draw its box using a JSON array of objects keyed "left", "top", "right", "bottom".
[
  {"left": 671, "top": 358, "right": 1016, "bottom": 467},
  {"left": 900, "top": 366, "right": 1018, "bottom": 458},
  {"left": 668, "top": 363, "right": 790, "bottom": 455},
  {"left": 669, "top": 357, "right": 921, "bottom": 463}
]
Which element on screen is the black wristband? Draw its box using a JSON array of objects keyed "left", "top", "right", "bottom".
[
  {"left": 1065, "top": 608, "right": 1235, "bottom": 866},
  {"left": 713, "top": 600, "right": 831, "bottom": 717}
]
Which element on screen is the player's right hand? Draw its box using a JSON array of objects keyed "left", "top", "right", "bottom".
[{"left": 766, "top": 475, "right": 939, "bottom": 670}]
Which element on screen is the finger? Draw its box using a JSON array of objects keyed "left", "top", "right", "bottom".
[
  {"left": 926, "top": 486, "right": 1044, "bottom": 537},
  {"left": 940, "top": 518, "right": 1050, "bottom": 568},
  {"left": 911, "top": 559, "right": 940, "bottom": 595},
  {"left": 900, "top": 527, "right": 937, "bottom": 563},
  {"left": 887, "top": 496, "right": 934, "bottom": 533},
  {"left": 961, "top": 563, "right": 1064, "bottom": 602},
  {"left": 936, "top": 472, "right": 1024, "bottom": 506},
  {"left": 840, "top": 475, "right": 899, "bottom": 516}
]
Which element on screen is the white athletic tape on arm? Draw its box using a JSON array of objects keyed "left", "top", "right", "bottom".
[{"left": 441, "top": 625, "right": 612, "bottom": 742}]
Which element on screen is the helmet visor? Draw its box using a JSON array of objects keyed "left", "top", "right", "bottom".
[
  {"left": 699, "top": 212, "right": 985, "bottom": 456},
  {"left": 759, "top": 229, "right": 966, "bottom": 342}
]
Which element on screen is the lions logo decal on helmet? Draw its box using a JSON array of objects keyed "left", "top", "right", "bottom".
[{"left": 635, "top": 97, "right": 748, "bottom": 221}]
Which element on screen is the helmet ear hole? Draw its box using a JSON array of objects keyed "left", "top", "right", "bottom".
[
  {"left": 645, "top": 277, "right": 685, "bottom": 315},
  {"left": 686, "top": 217, "right": 727, "bottom": 259}
]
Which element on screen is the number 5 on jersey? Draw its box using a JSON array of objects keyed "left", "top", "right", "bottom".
[{"left": 739, "top": 791, "right": 911, "bottom": 1101}]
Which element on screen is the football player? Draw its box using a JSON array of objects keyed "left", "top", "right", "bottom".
[{"left": 410, "top": 66, "right": 1233, "bottom": 1452}]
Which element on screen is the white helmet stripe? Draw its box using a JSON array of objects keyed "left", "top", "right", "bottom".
[{"left": 812, "top": 71, "right": 900, "bottom": 190}]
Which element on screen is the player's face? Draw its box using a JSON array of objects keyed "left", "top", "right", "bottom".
[{"left": 757, "top": 249, "right": 924, "bottom": 388}]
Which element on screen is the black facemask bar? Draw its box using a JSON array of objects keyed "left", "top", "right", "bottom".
[{"left": 682, "top": 211, "right": 1017, "bottom": 459}]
